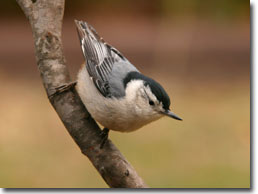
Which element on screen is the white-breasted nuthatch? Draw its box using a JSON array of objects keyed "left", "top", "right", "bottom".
[{"left": 75, "top": 20, "right": 182, "bottom": 147}]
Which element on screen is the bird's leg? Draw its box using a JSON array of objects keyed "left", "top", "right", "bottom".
[
  {"left": 49, "top": 81, "right": 77, "bottom": 99},
  {"left": 100, "top": 128, "right": 109, "bottom": 149}
]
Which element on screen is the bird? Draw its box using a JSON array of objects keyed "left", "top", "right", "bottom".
[{"left": 74, "top": 20, "right": 182, "bottom": 148}]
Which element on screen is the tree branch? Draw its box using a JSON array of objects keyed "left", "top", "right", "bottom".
[
  {"left": 16, "top": 0, "right": 148, "bottom": 188},
  {"left": 16, "top": 0, "right": 33, "bottom": 19}
]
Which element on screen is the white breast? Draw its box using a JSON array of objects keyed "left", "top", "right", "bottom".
[{"left": 76, "top": 66, "right": 162, "bottom": 132}]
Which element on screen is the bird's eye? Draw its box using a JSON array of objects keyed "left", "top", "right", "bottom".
[{"left": 149, "top": 100, "right": 154, "bottom": 106}]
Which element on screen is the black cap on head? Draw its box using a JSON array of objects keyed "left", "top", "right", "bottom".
[
  {"left": 144, "top": 79, "right": 170, "bottom": 110},
  {"left": 124, "top": 71, "right": 171, "bottom": 110}
]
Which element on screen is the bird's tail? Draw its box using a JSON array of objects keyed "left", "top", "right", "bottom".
[{"left": 75, "top": 20, "right": 111, "bottom": 65}]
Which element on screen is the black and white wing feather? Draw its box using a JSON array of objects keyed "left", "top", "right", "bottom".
[{"left": 75, "top": 20, "right": 127, "bottom": 97}]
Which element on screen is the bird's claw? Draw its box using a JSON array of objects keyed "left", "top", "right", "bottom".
[
  {"left": 49, "top": 81, "right": 77, "bottom": 99},
  {"left": 100, "top": 128, "right": 109, "bottom": 149}
]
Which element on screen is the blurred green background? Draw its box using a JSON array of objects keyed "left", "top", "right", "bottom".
[{"left": 0, "top": 0, "right": 249, "bottom": 188}]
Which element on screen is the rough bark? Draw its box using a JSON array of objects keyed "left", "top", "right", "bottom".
[{"left": 16, "top": 0, "right": 148, "bottom": 188}]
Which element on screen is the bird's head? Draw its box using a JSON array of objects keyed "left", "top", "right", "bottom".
[{"left": 124, "top": 72, "right": 182, "bottom": 121}]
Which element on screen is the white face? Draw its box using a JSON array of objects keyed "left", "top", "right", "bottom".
[
  {"left": 141, "top": 85, "right": 166, "bottom": 114},
  {"left": 125, "top": 79, "right": 182, "bottom": 121},
  {"left": 125, "top": 80, "right": 165, "bottom": 118}
]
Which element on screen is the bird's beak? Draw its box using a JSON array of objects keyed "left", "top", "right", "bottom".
[{"left": 161, "top": 110, "right": 183, "bottom": 121}]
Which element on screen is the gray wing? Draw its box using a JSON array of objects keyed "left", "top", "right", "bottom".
[{"left": 75, "top": 20, "right": 133, "bottom": 98}]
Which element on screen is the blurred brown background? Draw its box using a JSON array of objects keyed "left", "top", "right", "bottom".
[{"left": 0, "top": 0, "right": 249, "bottom": 188}]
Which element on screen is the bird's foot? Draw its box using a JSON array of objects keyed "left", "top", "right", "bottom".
[
  {"left": 49, "top": 81, "right": 77, "bottom": 99},
  {"left": 100, "top": 128, "right": 109, "bottom": 149}
]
